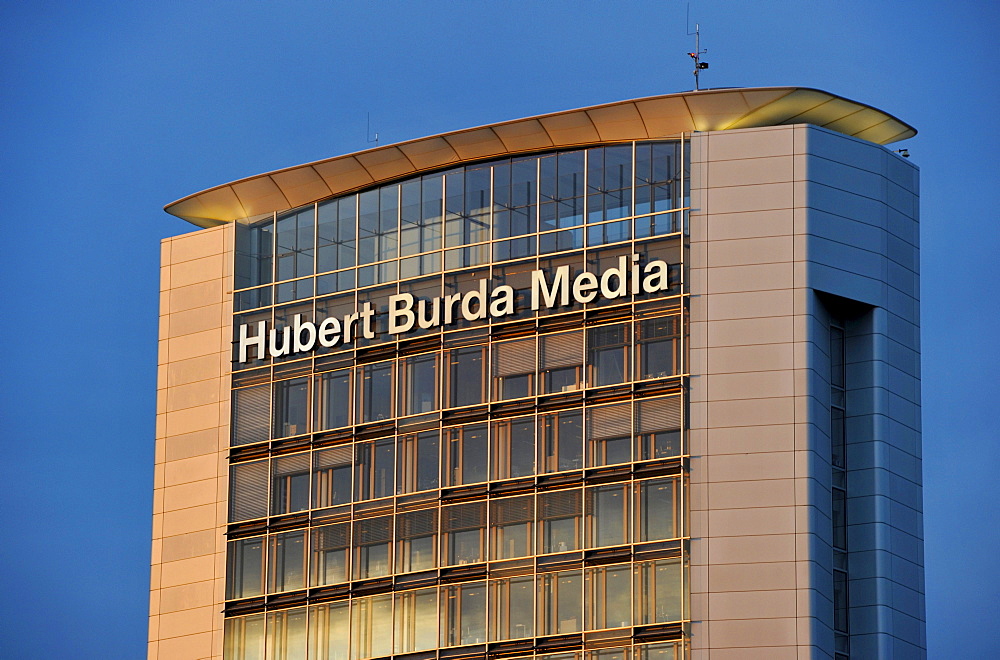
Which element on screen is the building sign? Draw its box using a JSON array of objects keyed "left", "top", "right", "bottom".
[{"left": 237, "top": 254, "right": 672, "bottom": 363}]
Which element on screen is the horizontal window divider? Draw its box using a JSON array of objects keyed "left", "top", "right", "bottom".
[
  {"left": 633, "top": 459, "right": 685, "bottom": 480},
  {"left": 487, "top": 478, "right": 535, "bottom": 496},
  {"left": 535, "top": 391, "right": 585, "bottom": 412},
  {"left": 536, "top": 471, "right": 584, "bottom": 490},
  {"left": 395, "top": 650, "right": 438, "bottom": 660},
  {"left": 440, "top": 405, "right": 490, "bottom": 426},
  {"left": 440, "top": 484, "right": 489, "bottom": 503},
  {"left": 270, "top": 437, "right": 311, "bottom": 455},
  {"left": 349, "top": 576, "right": 395, "bottom": 596},
  {"left": 583, "top": 545, "right": 632, "bottom": 566},
  {"left": 224, "top": 597, "right": 265, "bottom": 617},
  {"left": 439, "top": 564, "right": 488, "bottom": 584},
  {"left": 535, "top": 551, "right": 583, "bottom": 571},
  {"left": 265, "top": 590, "right": 308, "bottom": 609},
  {"left": 533, "top": 633, "right": 584, "bottom": 652},
  {"left": 485, "top": 639, "right": 536, "bottom": 658},
  {"left": 310, "top": 506, "right": 351, "bottom": 525},
  {"left": 226, "top": 520, "right": 268, "bottom": 539},
  {"left": 393, "top": 570, "right": 438, "bottom": 589},
  {"left": 267, "top": 513, "right": 310, "bottom": 533},
  {"left": 440, "top": 643, "right": 488, "bottom": 659},
  {"left": 584, "top": 466, "right": 633, "bottom": 485},
  {"left": 634, "top": 540, "right": 684, "bottom": 561},
  {"left": 311, "top": 429, "right": 354, "bottom": 447},
  {"left": 633, "top": 622, "right": 686, "bottom": 642},
  {"left": 231, "top": 367, "right": 271, "bottom": 387},
  {"left": 395, "top": 491, "right": 441, "bottom": 510},
  {"left": 306, "top": 583, "right": 351, "bottom": 604}
]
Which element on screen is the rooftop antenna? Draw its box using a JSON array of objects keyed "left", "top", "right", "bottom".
[
  {"left": 366, "top": 112, "right": 379, "bottom": 147},
  {"left": 686, "top": 5, "right": 709, "bottom": 90}
]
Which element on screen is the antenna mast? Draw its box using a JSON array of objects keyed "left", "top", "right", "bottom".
[
  {"left": 366, "top": 112, "right": 379, "bottom": 147},
  {"left": 686, "top": 7, "right": 709, "bottom": 90}
]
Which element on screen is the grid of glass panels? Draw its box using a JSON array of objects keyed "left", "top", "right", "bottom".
[{"left": 225, "top": 140, "right": 689, "bottom": 660}]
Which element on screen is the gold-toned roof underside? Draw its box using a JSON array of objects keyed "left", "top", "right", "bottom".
[{"left": 166, "top": 86, "right": 915, "bottom": 227}]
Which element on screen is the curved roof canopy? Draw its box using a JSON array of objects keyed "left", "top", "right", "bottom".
[{"left": 165, "top": 86, "right": 915, "bottom": 227}]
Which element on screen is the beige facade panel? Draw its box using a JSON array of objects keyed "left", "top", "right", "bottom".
[{"left": 151, "top": 224, "right": 231, "bottom": 660}]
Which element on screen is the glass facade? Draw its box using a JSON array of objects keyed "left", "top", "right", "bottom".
[{"left": 224, "top": 142, "right": 690, "bottom": 659}]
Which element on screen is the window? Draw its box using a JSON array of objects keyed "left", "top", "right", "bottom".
[
  {"left": 441, "top": 581, "right": 487, "bottom": 647},
  {"left": 351, "top": 594, "right": 392, "bottom": 660},
  {"left": 224, "top": 614, "right": 264, "bottom": 660},
  {"left": 539, "top": 488, "right": 581, "bottom": 553},
  {"left": 588, "top": 324, "right": 629, "bottom": 386},
  {"left": 447, "top": 346, "right": 485, "bottom": 407},
  {"left": 635, "top": 396, "right": 682, "bottom": 461},
  {"left": 400, "top": 354, "right": 438, "bottom": 415},
  {"left": 490, "top": 495, "right": 534, "bottom": 560},
  {"left": 637, "top": 478, "right": 679, "bottom": 541},
  {"left": 638, "top": 316, "right": 679, "bottom": 380},
  {"left": 445, "top": 423, "right": 488, "bottom": 486},
  {"left": 273, "top": 377, "right": 310, "bottom": 438},
  {"left": 588, "top": 402, "right": 632, "bottom": 467},
  {"left": 233, "top": 384, "right": 269, "bottom": 446},
  {"left": 357, "top": 361, "right": 393, "bottom": 423},
  {"left": 355, "top": 437, "right": 394, "bottom": 501},
  {"left": 394, "top": 587, "right": 438, "bottom": 654},
  {"left": 229, "top": 460, "right": 268, "bottom": 522},
  {"left": 313, "top": 446, "right": 352, "bottom": 509},
  {"left": 311, "top": 523, "right": 349, "bottom": 587},
  {"left": 442, "top": 502, "right": 485, "bottom": 566},
  {"left": 586, "top": 484, "right": 629, "bottom": 548},
  {"left": 271, "top": 453, "right": 310, "bottom": 515},
  {"left": 586, "top": 564, "right": 632, "bottom": 629},
  {"left": 490, "top": 576, "right": 534, "bottom": 640},
  {"left": 491, "top": 416, "right": 535, "bottom": 480},
  {"left": 397, "top": 430, "right": 439, "bottom": 494},
  {"left": 308, "top": 601, "right": 349, "bottom": 660},
  {"left": 400, "top": 353, "right": 437, "bottom": 415},
  {"left": 540, "top": 409, "right": 583, "bottom": 473},
  {"left": 538, "top": 569, "right": 582, "bottom": 635},
  {"left": 268, "top": 531, "right": 306, "bottom": 593},
  {"left": 315, "top": 369, "right": 352, "bottom": 431},
  {"left": 635, "top": 559, "right": 683, "bottom": 624},
  {"left": 317, "top": 197, "right": 356, "bottom": 276},
  {"left": 396, "top": 508, "right": 437, "bottom": 573},
  {"left": 540, "top": 331, "right": 583, "bottom": 393},
  {"left": 266, "top": 608, "right": 307, "bottom": 660},
  {"left": 492, "top": 336, "right": 535, "bottom": 400},
  {"left": 354, "top": 516, "right": 392, "bottom": 580},
  {"left": 226, "top": 536, "right": 264, "bottom": 599}
]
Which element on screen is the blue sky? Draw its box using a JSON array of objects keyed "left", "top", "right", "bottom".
[{"left": 1, "top": 1, "right": 996, "bottom": 657}]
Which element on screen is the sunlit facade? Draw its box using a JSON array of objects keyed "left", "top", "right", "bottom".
[{"left": 150, "top": 88, "right": 925, "bottom": 660}]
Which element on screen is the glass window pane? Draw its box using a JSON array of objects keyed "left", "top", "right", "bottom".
[
  {"left": 539, "top": 488, "right": 581, "bottom": 553},
  {"left": 313, "top": 446, "right": 352, "bottom": 509},
  {"left": 311, "top": 523, "right": 349, "bottom": 586},
  {"left": 315, "top": 370, "right": 352, "bottom": 431},
  {"left": 490, "top": 576, "right": 534, "bottom": 640},
  {"left": 355, "top": 437, "right": 394, "bottom": 501},
  {"left": 268, "top": 531, "right": 306, "bottom": 593},
  {"left": 588, "top": 402, "right": 632, "bottom": 467},
  {"left": 538, "top": 569, "right": 582, "bottom": 635},
  {"left": 266, "top": 608, "right": 307, "bottom": 660},
  {"left": 540, "top": 409, "right": 582, "bottom": 473},
  {"left": 226, "top": 537, "right": 264, "bottom": 599},
  {"left": 448, "top": 346, "right": 485, "bottom": 407},
  {"left": 230, "top": 460, "right": 268, "bottom": 522},
  {"left": 441, "top": 582, "right": 487, "bottom": 646},
  {"left": 442, "top": 502, "right": 485, "bottom": 566},
  {"left": 491, "top": 416, "right": 535, "bottom": 480},
  {"left": 273, "top": 377, "right": 310, "bottom": 438},
  {"left": 587, "top": 484, "right": 629, "bottom": 548},
  {"left": 445, "top": 423, "right": 488, "bottom": 486},
  {"left": 309, "top": 602, "right": 349, "bottom": 660},
  {"left": 396, "top": 508, "right": 438, "bottom": 573},
  {"left": 638, "top": 477, "right": 678, "bottom": 541},
  {"left": 394, "top": 587, "right": 438, "bottom": 653},
  {"left": 401, "top": 354, "right": 437, "bottom": 415},
  {"left": 233, "top": 384, "right": 270, "bottom": 446},
  {"left": 586, "top": 564, "right": 632, "bottom": 630},
  {"left": 490, "top": 495, "right": 534, "bottom": 560},
  {"left": 635, "top": 396, "right": 682, "bottom": 461},
  {"left": 358, "top": 361, "right": 394, "bottom": 422},
  {"left": 271, "top": 453, "right": 310, "bottom": 515},
  {"left": 224, "top": 614, "right": 265, "bottom": 660},
  {"left": 354, "top": 516, "right": 392, "bottom": 579},
  {"left": 351, "top": 594, "right": 392, "bottom": 659},
  {"left": 635, "top": 559, "right": 683, "bottom": 624}
]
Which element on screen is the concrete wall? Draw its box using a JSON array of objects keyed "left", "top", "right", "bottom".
[
  {"left": 150, "top": 225, "right": 233, "bottom": 660},
  {"left": 687, "top": 124, "right": 923, "bottom": 658}
]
